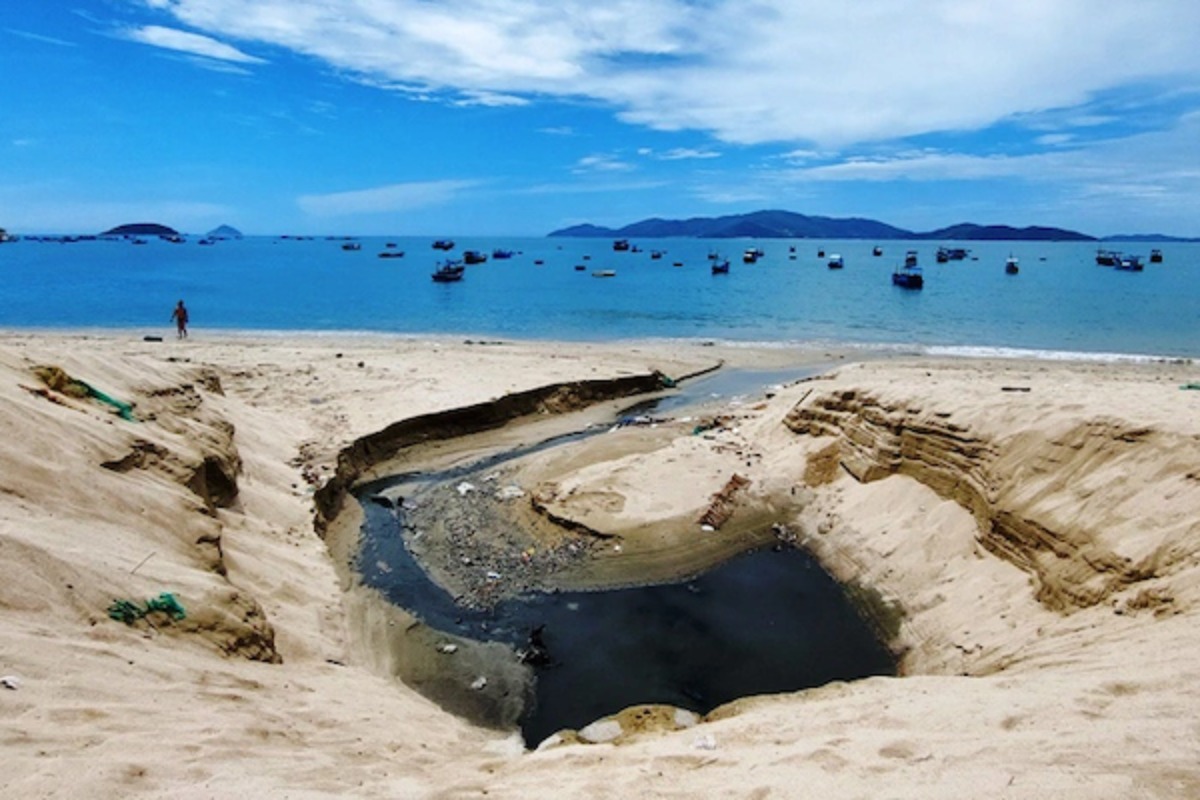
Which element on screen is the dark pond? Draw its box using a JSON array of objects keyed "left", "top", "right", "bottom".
[{"left": 354, "top": 368, "right": 896, "bottom": 745}]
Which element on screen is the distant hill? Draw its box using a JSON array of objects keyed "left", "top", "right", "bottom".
[
  {"left": 1100, "top": 233, "right": 1200, "bottom": 243},
  {"left": 918, "top": 223, "right": 1094, "bottom": 242},
  {"left": 552, "top": 210, "right": 911, "bottom": 240},
  {"left": 101, "top": 222, "right": 179, "bottom": 237},
  {"left": 206, "top": 224, "right": 243, "bottom": 239},
  {"left": 549, "top": 211, "right": 1095, "bottom": 241}
]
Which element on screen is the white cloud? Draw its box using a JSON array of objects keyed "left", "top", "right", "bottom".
[
  {"left": 573, "top": 154, "right": 635, "bottom": 173},
  {"left": 4, "top": 28, "right": 76, "bottom": 47},
  {"left": 137, "top": 1, "right": 1200, "bottom": 146},
  {"left": 297, "top": 180, "right": 482, "bottom": 217},
  {"left": 657, "top": 148, "right": 720, "bottom": 161},
  {"left": 452, "top": 90, "right": 529, "bottom": 108},
  {"left": 125, "top": 24, "right": 265, "bottom": 64}
]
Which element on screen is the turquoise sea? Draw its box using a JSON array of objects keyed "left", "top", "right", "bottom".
[{"left": 1, "top": 236, "right": 1196, "bottom": 359}]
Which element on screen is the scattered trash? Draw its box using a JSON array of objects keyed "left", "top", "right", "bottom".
[
  {"left": 486, "top": 570, "right": 502, "bottom": 581},
  {"left": 698, "top": 473, "right": 751, "bottom": 530},
  {"left": 437, "top": 643, "right": 459, "bottom": 654},
  {"left": 470, "top": 676, "right": 488, "bottom": 691},
  {"left": 1181, "top": 383, "right": 1200, "bottom": 391},
  {"left": 107, "top": 592, "right": 187, "bottom": 625},
  {"left": 693, "top": 733, "right": 717, "bottom": 750},
  {"left": 700, "top": 524, "right": 715, "bottom": 533},
  {"left": 494, "top": 485, "right": 526, "bottom": 501},
  {"left": 1, "top": 675, "right": 20, "bottom": 691},
  {"left": 456, "top": 481, "right": 476, "bottom": 496},
  {"left": 1000, "top": 386, "right": 1032, "bottom": 393}
]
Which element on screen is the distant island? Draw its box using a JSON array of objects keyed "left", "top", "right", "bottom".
[
  {"left": 101, "top": 222, "right": 180, "bottom": 237},
  {"left": 549, "top": 210, "right": 1095, "bottom": 241},
  {"left": 206, "top": 224, "right": 243, "bottom": 239}
]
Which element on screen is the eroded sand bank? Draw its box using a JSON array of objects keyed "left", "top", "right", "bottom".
[{"left": 2, "top": 331, "right": 1198, "bottom": 798}]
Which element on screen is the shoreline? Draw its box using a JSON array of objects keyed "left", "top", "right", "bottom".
[
  {"left": 1, "top": 325, "right": 1194, "bottom": 364},
  {"left": 2, "top": 331, "right": 1199, "bottom": 796}
]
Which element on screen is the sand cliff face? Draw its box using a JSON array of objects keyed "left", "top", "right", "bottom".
[{"left": 784, "top": 378, "right": 1199, "bottom": 615}]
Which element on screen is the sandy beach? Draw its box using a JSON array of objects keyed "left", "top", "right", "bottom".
[{"left": 2, "top": 330, "right": 1199, "bottom": 798}]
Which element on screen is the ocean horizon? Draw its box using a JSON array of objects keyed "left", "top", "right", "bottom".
[{"left": 1, "top": 235, "right": 1196, "bottom": 360}]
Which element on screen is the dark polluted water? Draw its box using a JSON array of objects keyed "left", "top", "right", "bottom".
[
  {"left": 354, "top": 367, "right": 895, "bottom": 746},
  {"left": 358, "top": 497, "right": 896, "bottom": 746}
]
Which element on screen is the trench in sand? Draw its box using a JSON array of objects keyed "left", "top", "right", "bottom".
[{"left": 347, "top": 368, "right": 898, "bottom": 746}]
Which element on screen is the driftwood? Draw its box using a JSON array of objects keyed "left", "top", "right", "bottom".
[{"left": 698, "top": 473, "right": 751, "bottom": 529}]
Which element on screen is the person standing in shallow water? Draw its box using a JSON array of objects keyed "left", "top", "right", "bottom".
[{"left": 171, "top": 300, "right": 189, "bottom": 339}]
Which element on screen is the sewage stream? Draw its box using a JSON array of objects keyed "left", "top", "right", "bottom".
[{"left": 353, "top": 368, "right": 897, "bottom": 745}]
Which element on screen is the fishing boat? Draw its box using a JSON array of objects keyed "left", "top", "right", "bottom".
[
  {"left": 612, "top": 239, "right": 630, "bottom": 251},
  {"left": 1150, "top": 249, "right": 1163, "bottom": 263},
  {"left": 742, "top": 247, "right": 764, "bottom": 263},
  {"left": 432, "top": 239, "right": 455, "bottom": 250},
  {"left": 827, "top": 254, "right": 844, "bottom": 269},
  {"left": 462, "top": 250, "right": 488, "bottom": 264},
  {"left": 892, "top": 253, "right": 923, "bottom": 289},
  {"left": 592, "top": 269, "right": 616, "bottom": 278},
  {"left": 711, "top": 258, "right": 730, "bottom": 274},
  {"left": 650, "top": 250, "right": 664, "bottom": 260},
  {"left": 1005, "top": 255, "right": 1019, "bottom": 274},
  {"left": 491, "top": 249, "right": 514, "bottom": 259},
  {"left": 1115, "top": 255, "right": 1144, "bottom": 272},
  {"left": 377, "top": 250, "right": 405, "bottom": 259},
  {"left": 1095, "top": 248, "right": 1120, "bottom": 266},
  {"left": 431, "top": 261, "right": 465, "bottom": 282},
  {"left": 937, "top": 246, "right": 969, "bottom": 262},
  {"left": 341, "top": 242, "right": 361, "bottom": 251},
  {"left": 873, "top": 246, "right": 883, "bottom": 256}
]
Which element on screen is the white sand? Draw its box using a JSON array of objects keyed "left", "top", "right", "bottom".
[{"left": 2, "top": 331, "right": 1198, "bottom": 798}]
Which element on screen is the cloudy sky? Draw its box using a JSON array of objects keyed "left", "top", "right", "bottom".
[{"left": 3, "top": 1, "right": 1199, "bottom": 236}]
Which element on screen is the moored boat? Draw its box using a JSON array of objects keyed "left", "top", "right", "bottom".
[
  {"left": 1115, "top": 255, "right": 1144, "bottom": 271},
  {"left": 711, "top": 258, "right": 730, "bottom": 274},
  {"left": 1150, "top": 248, "right": 1163, "bottom": 263},
  {"left": 892, "top": 265, "right": 924, "bottom": 289},
  {"left": 904, "top": 249, "right": 919, "bottom": 267},
  {"left": 873, "top": 246, "right": 883, "bottom": 256},
  {"left": 462, "top": 250, "right": 488, "bottom": 264},
  {"left": 612, "top": 239, "right": 630, "bottom": 251},
  {"left": 1095, "top": 248, "right": 1120, "bottom": 266},
  {"left": 432, "top": 239, "right": 455, "bottom": 250},
  {"left": 491, "top": 249, "right": 514, "bottom": 259},
  {"left": 827, "top": 254, "right": 844, "bottom": 269},
  {"left": 1005, "top": 254, "right": 1019, "bottom": 274},
  {"left": 592, "top": 269, "right": 616, "bottom": 278},
  {"left": 431, "top": 260, "right": 465, "bottom": 282}
]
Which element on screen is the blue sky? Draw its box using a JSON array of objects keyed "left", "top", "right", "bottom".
[{"left": 3, "top": 0, "right": 1200, "bottom": 236}]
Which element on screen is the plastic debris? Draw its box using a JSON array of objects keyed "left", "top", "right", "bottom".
[
  {"left": 470, "top": 676, "right": 488, "bottom": 691},
  {"left": 456, "top": 481, "right": 476, "bottom": 496},
  {"left": 1, "top": 675, "right": 20, "bottom": 691},
  {"left": 693, "top": 734, "right": 717, "bottom": 750},
  {"left": 437, "top": 643, "right": 459, "bottom": 654},
  {"left": 107, "top": 592, "right": 187, "bottom": 625},
  {"left": 494, "top": 485, "right": 526, "bottom": 501}
]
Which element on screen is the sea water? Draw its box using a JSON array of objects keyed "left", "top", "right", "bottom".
[{"left": 0, "top": 236, "right": 1196, "bottom": 358}]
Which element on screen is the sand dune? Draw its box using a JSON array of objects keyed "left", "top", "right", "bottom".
[{"left": 2, "top": 331, "right": 1198, "bottom": 798}]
